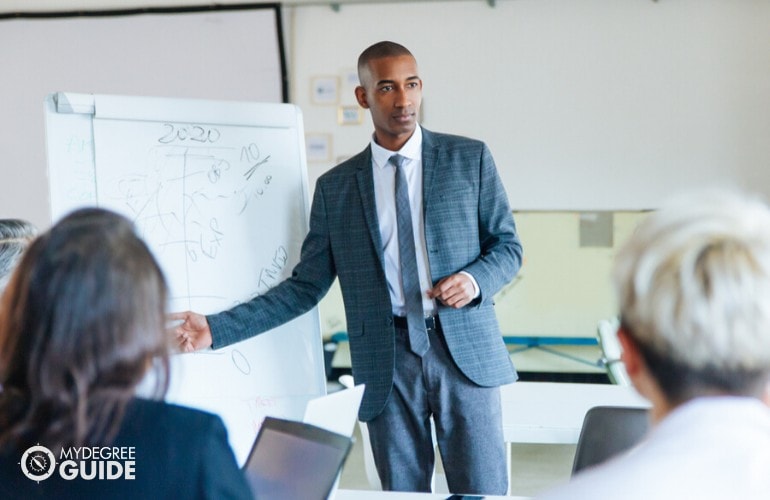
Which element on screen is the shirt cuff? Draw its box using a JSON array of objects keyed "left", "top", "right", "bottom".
[{"left": 459, "top": 271, "right": 480, "bottom": 299}]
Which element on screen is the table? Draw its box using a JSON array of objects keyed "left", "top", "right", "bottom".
[
  {"left": 500, "top": 381, "right": 650, "bottom": 444},
  {"left": 496, "top": 381, "right": 649, "bottom": 495}
]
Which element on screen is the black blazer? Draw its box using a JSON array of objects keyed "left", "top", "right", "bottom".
[{"left": 0, "top": 398, "right": 252, "bottom": 499}]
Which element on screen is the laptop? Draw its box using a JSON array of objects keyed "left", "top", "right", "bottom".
[{"left": 243, "top": 416, "right": 353, "bottom": 500}]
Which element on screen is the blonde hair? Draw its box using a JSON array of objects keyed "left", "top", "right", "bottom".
[{"left": 613, "top": 189, "right": 770, "bottom": 396}]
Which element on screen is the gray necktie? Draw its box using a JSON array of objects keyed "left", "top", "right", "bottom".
[{"left": 390, "top": 154, "right": 430, "bottom": 356}]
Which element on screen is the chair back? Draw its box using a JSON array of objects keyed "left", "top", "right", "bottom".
[{"left": 572, "top": 405, "right": 649, "bottom": 475}]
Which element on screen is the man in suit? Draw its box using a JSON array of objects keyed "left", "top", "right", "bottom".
[{"left": 173, "top": 41, "right": 522, "bottom": 494}]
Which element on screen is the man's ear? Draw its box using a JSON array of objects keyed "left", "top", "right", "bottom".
[
  {"left": 354, "top": 86, "right": 369, "bottom": 109},
  {"left": 617, "top": 325, "right": 669, "bottom": 421},
  {"left": 617, "top": 326, "right": 642, "bottom": 377}
]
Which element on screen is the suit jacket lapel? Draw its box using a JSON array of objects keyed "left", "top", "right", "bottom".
[
  {"left": 421, "top": 128, "right": 440, "bottom": 215},
  {"left": 355, "top": 146, "right": 386, "bottom": 270}
]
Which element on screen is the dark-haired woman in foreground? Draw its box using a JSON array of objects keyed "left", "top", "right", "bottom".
[{"left": 0, "top": 208, "right": 251, "bottom": 499}]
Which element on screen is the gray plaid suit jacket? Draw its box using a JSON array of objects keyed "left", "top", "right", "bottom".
[{"left": 208, "top": 127, "right": 522, "bottom": 421}]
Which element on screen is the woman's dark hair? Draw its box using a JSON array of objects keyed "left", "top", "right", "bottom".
[{"left": 0, "top": 207, "right": 170, "bottom": 453}]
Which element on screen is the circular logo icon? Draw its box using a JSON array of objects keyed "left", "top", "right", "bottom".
[{"left": 20, "top": 445, "right": 56, "bottom": 482}]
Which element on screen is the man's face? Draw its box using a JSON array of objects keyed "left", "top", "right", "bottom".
[{"left": 355, "top": 55, "right": 422, "bottom": 151}]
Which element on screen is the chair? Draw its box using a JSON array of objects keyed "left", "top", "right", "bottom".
[
  {"left": 571, "top": 405, "right": 650, "bottom": 475},
  {"left": 597, "top": 317, "right": 631, "bottom": 385},
  {"left": 337, "top": 374, "right": 448, "bottom": 492}
]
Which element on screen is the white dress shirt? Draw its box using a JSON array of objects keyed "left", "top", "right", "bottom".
[
  {"left": 537, "top": 396, "right": 770, "bottom": 500},
  {"left": 370, "top": 126, "right": 437, "bottom": 317}
]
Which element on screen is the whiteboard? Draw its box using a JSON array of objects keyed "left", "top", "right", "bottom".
[
  {"left": 0, "top": 5, "right": 284, "bottom": 229},
  {"left": 44, "top": 92, "right": 326, "bottom": 465}
]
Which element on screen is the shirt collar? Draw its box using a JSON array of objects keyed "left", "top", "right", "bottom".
[{"left": 370, "top": 125, "right": 423, "bottom": 169}]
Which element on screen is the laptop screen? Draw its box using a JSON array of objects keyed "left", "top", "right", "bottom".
[{"left": 244, "top": 416, "right": 353, "bottom": 500}]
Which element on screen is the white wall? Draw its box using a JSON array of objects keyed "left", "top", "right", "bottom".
[
  {"left": 287, "top": 0, "right": 770, "bottom": 210},
  {"left": 282, "top": 0, "right": 770, "bottom": 337},
  {"left": 2, "top": 0, "right": 769, "bottom": 338},
  {"left": 4, "top": 0, "right": 769, "bottom": 217}
]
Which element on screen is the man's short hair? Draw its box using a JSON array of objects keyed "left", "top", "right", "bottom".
[
  {"left": 613, "top": 189, "right": 770, "bottom": 401},
  {"left": 357, "top": 41, "right": 414, "bottom": 83}
]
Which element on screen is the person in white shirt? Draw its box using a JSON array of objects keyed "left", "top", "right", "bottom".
[{"left": 538, "top": 189, "right": 770, "bottom": 500}]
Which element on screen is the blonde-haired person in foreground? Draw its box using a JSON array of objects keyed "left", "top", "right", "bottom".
[{"left": 538, "top": 189, "right": 770, "bottom": 500}]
